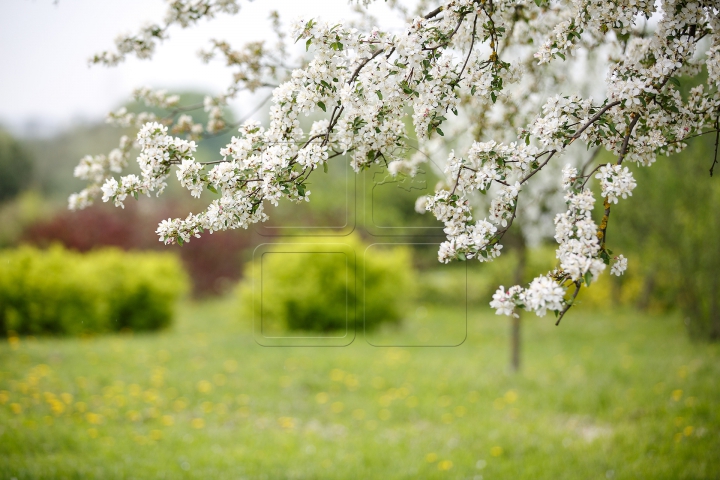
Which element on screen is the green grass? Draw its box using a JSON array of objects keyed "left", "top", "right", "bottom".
[{"left": 0, "top": 298, "right": 718, "bottom": 479}]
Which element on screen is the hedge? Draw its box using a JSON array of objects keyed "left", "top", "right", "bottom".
[{"left": 0, "top": 245, "right": 188, "bottom": 336}]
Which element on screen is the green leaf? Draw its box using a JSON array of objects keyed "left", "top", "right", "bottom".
[
  {"left": 177, "top": 237, "right": 184, "bottom": 246},
  {"left": 375, "top": 90, "right": 383, "bottom": 100},
  {"left": 436, "top": 128, "right": 444, "bottom": 136},
  {"left": 306, "top": 38, "right": 312, "bottom": 51},
  {"left": 457, "top": 252, "right": 466, "bottom": 261},
  {"left": 323, "top": 162, "right": 328, "bottom": 173},
  {"left": 133, "top": 191, "right": 138, "bottom": 200},
  {"left": 297, "top": 184, "right": 306, "bottom": 196},
  {"left": 317, "top": 101, "right": 326, "bottom": 112},
  {"left": 207, "top": 184, "right": 218, "bottom": 194}
]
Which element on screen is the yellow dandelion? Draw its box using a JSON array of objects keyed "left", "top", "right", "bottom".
[
  {"left": 331, "top": 402, "right": 345, "bottom": 413},
  {"left": 191, "top": 418, "right": 205, "bottom": 429},
  {"left": 278, "top": 416, "right": 295, "bottom": 429},
  {"left": 344, "top": 374, "right": 359, "bottom": 390},
  {"left": 0, "top": 391, "right": 9, "bottom": 405},
  {"left": 50, "top": 400, "right": 65, "bottom": 415},
  {"left": 224, "top": 359, "right": 238, "bottom": 373},
  {"left": 352, "top": 409, "right": 366, "bottom": 420},
  {"left": 60, "top": 393, "right": 73, "bottom": 405},
  {"left": 425, "top": 453, "right": 438, "bottom": 463},
  {"left": 504, "top": 390, "right": 518, "bottom": 404},
  {"left": 671, "top": 389, "right": 683, "bottom": 401},
  {"left": 161, "top": 415, "right": 175, "bottom": 426},
  {"left": 683, "top": 426, "right": 694, "bottom": 437},
  {"left": 173, "top": 398, "right": 188, "bottom": 412},
  {"left": 315, "top": 392, "right": 329, "bottom": 404},
  {"left": 150, "top": 429, "right": 163, "bottom": 441},
  {"left": 490, "top": 446, "right": 503, "bottom": 457},
  {"left": 85, "top": 412, "right": 103, "bottom": 425},
  {"left": 126, "top": 410, "right": 141, "bottom": 422},
  {"left": 10, "top": 403, "right": 22, "bottom": 414},
  {"left": 438, "top": 460, "right": 453, "bottom": 471},
  {"left": 197, "top": 380, "right": 212, "bottom": 393},
  {"left": 454, "top": 406, "right": 467, "bottom": 417}
]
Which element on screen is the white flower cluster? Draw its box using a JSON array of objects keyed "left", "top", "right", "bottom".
[
  {"left": 611, "top": 254, "right": 628, "bottom": 276},
  {"left": 534, "top": 0, "right": 656, "bottom": 64},
  {"left": 133, "top": 87, "right": 180, "bottom": 109},
  {"left": 90, "top": 0, "right": 241, "bottom": 66},
  {"left": 554, "top": 189, "right": 605, "bottom": 282},
  {"left": 490, "top": 275, "right": 566, "bottom": 318},
  {"left": 595, "top": 163, "right": 637, "bottom": 204},
  {"left": 68, "top": 135, "right": 133, "bottom": 211},
  {"left": 106, "top": 107, "right": 157, "bottom": 129}
]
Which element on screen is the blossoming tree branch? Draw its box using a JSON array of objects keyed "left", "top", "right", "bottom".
[{"left": 69, "top": 0, "right": 720, "bottom": 323}]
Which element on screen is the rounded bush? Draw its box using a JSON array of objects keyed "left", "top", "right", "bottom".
[
  {"left": 0, "top": 246, "right": 188, "bottom": 336},
  {"left": 238, "top": 235, "right": 415, "bottom": 332}
]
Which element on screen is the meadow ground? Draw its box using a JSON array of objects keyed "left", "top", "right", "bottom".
[{"left": 0, "top": 297, "right": 718, "bottom": 479}]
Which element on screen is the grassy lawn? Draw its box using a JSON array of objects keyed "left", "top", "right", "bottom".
[{"left": 0, "top": 297, "right": 718, "bottom": 479}]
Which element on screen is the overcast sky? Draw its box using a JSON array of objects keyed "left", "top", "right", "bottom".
[{"left": 0, "top": 0, "right": 367, "bottom": 135}]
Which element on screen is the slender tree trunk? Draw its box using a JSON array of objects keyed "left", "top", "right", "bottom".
[
  {"left": 510, "top": 237, "right": 526, "bottom": 372},
  {"left": 710, "top": 273, "right": 720, "bottom": 341}
]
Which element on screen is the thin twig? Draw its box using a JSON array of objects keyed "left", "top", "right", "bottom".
[
  {"left": 711, "top": 114, "right": 719, "bottom": 177},
  {"left": 555, "top": 281, "right": 581, "bottom": 326}
]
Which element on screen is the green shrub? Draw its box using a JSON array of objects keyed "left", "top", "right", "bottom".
[
  {"left": 0, "top": 245, "right": 188, "bottom": 336},
  {"left": 237, "top": 235, "right": 415, "bottom": 332}
]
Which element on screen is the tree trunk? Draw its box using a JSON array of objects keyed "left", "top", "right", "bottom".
[
  {"left": 710, "top": 272, "right": 720, "bottom": 341},
  {"left": 510, "top": 237, "right": 526, "bottom": 372}
]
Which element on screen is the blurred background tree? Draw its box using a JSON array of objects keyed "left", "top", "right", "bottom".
[
  {"left": 0, "top": 128, "right": 34, "bottom": 203},
  {"left": 612, "top": 132, "right": 720, "bottom": 341}
]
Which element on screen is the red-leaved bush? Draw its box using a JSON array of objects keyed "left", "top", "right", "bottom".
[{"left": 21, "top": 202, "right": 252, "bottom": 296}]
